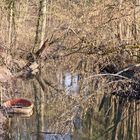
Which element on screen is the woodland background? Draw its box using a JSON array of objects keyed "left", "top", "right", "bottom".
[{"left": 0, "top": 0, "right": 140, "bottom": 140}]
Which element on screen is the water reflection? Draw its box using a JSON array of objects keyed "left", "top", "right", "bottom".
[
  {"left": 64, "top": 72, "right": 79, "bottom": 95},
  {"left": 2, "top": 71, "right": 140, "bottom": 140},
  {"left": 5, "top": 114, "right": 72, "bottom": 140},
  {"left": 44, "top": 133, "right": 71, "bottom": 140}
]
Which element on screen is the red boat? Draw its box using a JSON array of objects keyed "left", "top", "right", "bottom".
[{"left": 2, "top": 98, "right": 34, "bottom": 114}]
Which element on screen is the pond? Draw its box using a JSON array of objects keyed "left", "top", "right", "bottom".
[
  {"left": 1, "top": 69, "right": 140, "bottom": 140},
  {"left": 1, "top": 72, "right": 79, "bottom": 140}
]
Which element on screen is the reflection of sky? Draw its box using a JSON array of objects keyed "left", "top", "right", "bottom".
[
  {"left": 65, "top": 73, "right": 72, "bottom": 87},
  {"left": 64, "top": 73, "right": 79, "bottom": 95},
  {"left": 45, "top": 134, "right": 71, "bottom": 140},
  {"left": 45, "top": 134, "right": 63, "bottom": 140}
]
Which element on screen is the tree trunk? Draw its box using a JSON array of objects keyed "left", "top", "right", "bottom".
[
  {"left": 8, "top": 2, "right": 14, "bottom": 49},
  {"left": 40, "top": 0, "right": 47, "bottom": 46},
  {"left": 33, "top": 0, "right": 47, "bottom": 52},
  {"left": 118, "top": 0, "right": 123, "bottom": 43},
  {"left": 33, "top": 1, "right": 47, "bottom": 131}
]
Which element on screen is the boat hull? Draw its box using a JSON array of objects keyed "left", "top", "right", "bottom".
[{"left": 2, "top": 98, "right": 34, "bottom": 114}]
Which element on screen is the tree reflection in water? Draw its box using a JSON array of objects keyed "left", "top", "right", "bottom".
[{"left": 2, "top": 67, "right": 140, "bottom": 140}]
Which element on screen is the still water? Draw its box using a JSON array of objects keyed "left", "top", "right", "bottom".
[
  {"left": 1, "top": 71, "right": 140, "bottom": 140},
  {"left": 1, "top": 72, "right": 79, "bottom": 140}
]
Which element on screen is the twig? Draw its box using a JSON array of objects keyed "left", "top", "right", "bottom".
[
  {"left": 69, "top": 28, "right": 85, "bottom": 42},
  {"left": 83, "top": 63, "right": 140, "bottom": 86},
  {"left": 84, "top": 73, "right": 129, "bottom": 81},
  {"left": 117, "top": 63, "right": 140, "bottom": 75}
]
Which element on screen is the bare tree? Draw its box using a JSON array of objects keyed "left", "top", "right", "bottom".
[{"left": 33, "top": 0, "right": 47, "bottom": 52}]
